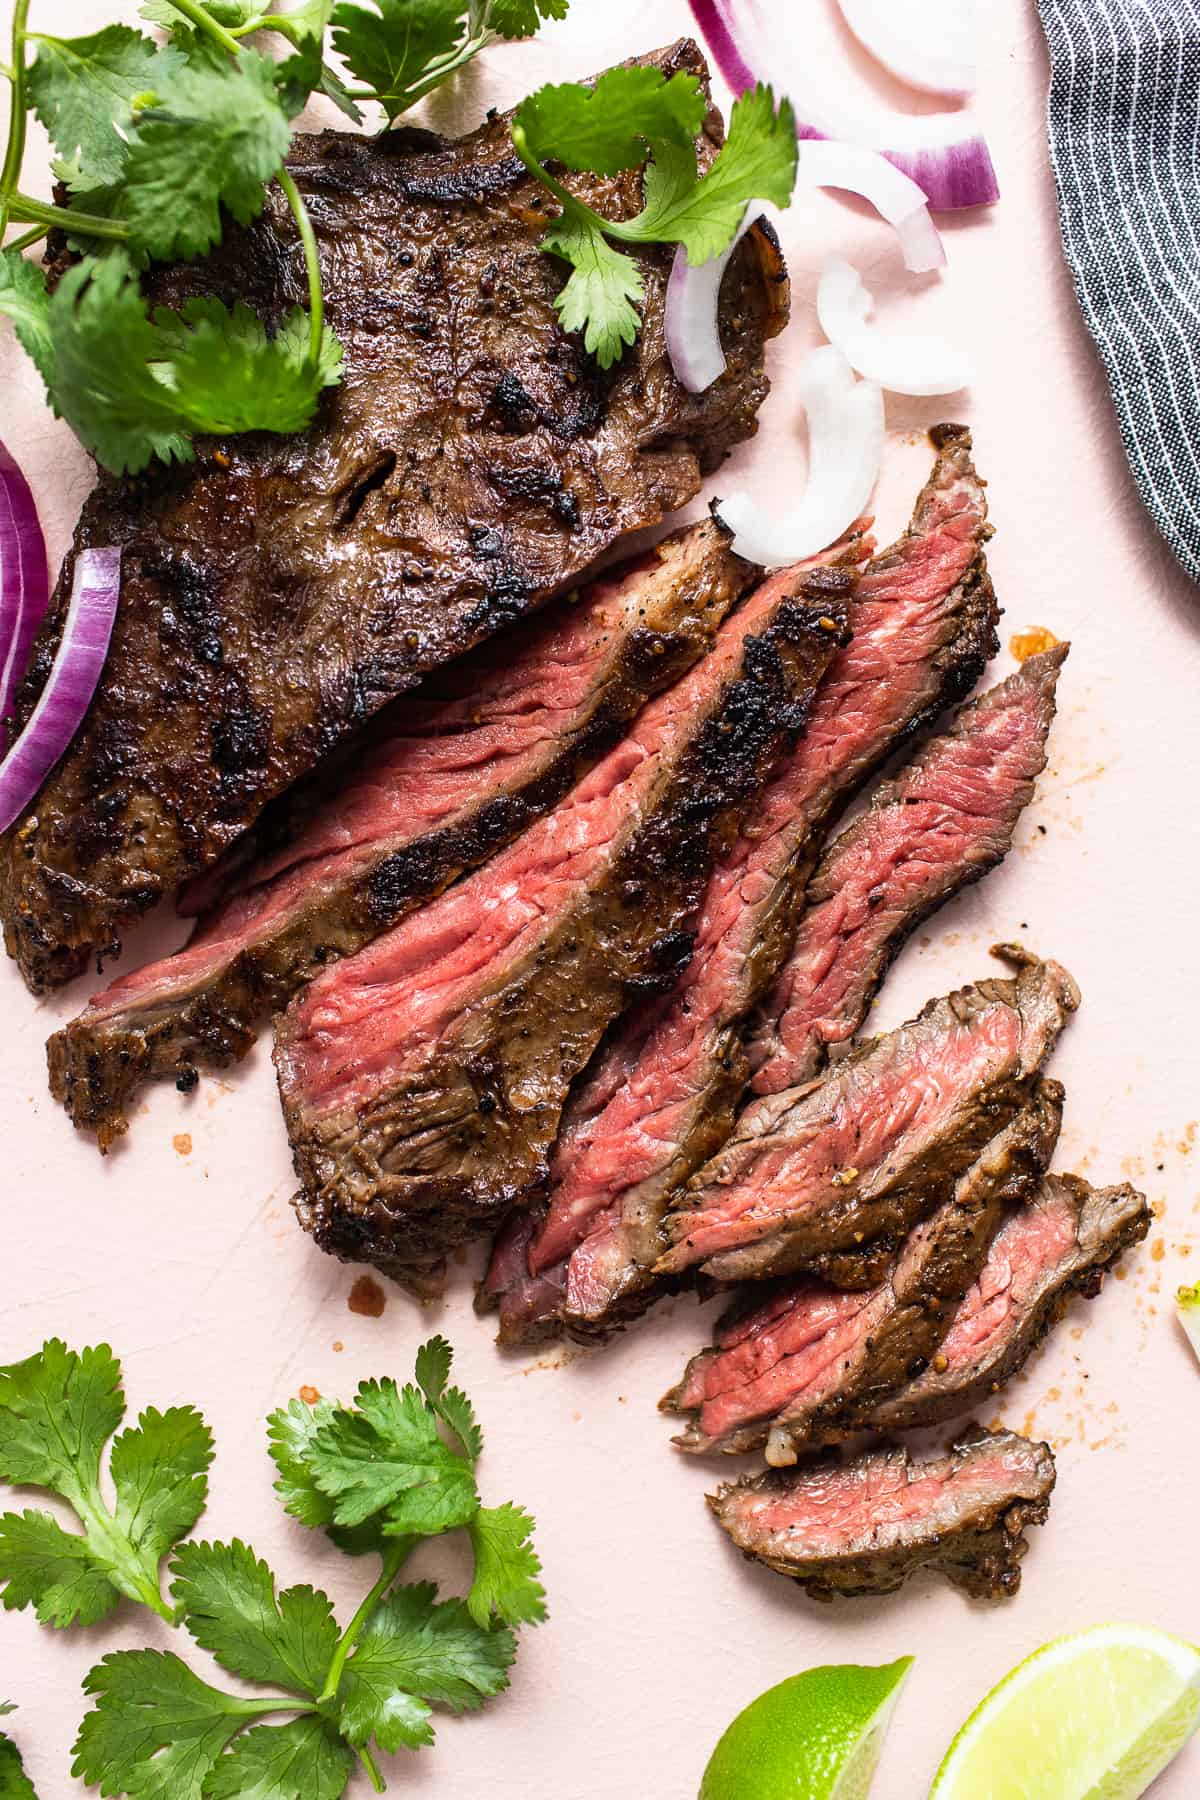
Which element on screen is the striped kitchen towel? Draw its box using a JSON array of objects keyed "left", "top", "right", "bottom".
[{"left": 1038, "top": 0, "right": 1200, "bottom": 585}]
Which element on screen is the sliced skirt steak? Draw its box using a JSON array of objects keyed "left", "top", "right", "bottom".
[
  {"left": 866, "top": 1174, "right": 1150, "bottom": 1434},
  {"left": 749, "top": 644, "right": 1068, "bottom": 1094},
  {"left": 0, "top": 38, "right": 786, "bottom": 993},
  {"left": 275, "top": 560, "right": 850, "bottom": 1292},
  {"left": 658, "top": 947, "right": 1079, "bottom": 1284},
  {"left": 709, "top": 1426, "right": 1056, "bottom": 1601},
  {"left": 47, "top": 522, "right": 754, "bottom": 1148},
  {"left": 665, "top": 1081, "right": 1062, "bottom": 1461},
  {"left": 482, "top": 424, "right": 1000, "bottom": 1343}
]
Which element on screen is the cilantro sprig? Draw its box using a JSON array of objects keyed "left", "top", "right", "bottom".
[
  {"left": 0, "top": 1705, "right": 37, "bottom": 1800},
  {"left": 509, "top": 68, "right": 798, "bottom": 367},
  {"left": 0, "top": 0, "right": 568, "bottom": 473},
  {"left": 0, "top": 1336, "right": 544, "bottom": 1799}
]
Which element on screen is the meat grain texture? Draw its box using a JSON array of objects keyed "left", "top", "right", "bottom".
[{"left": 0, "top": 40, "right": 786, "bottom": 993}]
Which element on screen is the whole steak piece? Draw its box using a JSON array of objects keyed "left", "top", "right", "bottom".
[
  {"left": 0, "top": 38, "right": 786, "bottom": 993},
  {"left": 709, "top": 1426, "right": 1056, "bottom": 1602},
  {"left": 275, "top": 562, "right": 850, "bottom": 1293},
  {"left": 658, "top": 947, "right": 1079, "bottom": 1284},
  {"left": 47, "top": 522, "right": 754, "bottom": 1149}
]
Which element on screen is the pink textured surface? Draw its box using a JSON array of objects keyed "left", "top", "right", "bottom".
[{"left": 4, "top": 1, "right": 1200, "bottom": 1794}]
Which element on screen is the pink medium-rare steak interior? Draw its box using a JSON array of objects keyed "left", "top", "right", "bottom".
[
  {"left": 485, "top": 426, "right": 1000, "bottom": 1339},
  {"left": 751, "top": 644, "right": 1068, "bottom": 1094},
  {"left": 278, "top": 560, "right": 842, "bottom": 1121}
]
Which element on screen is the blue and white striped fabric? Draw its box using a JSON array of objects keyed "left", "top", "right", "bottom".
[{"left": 1038, "top": 0, "right": 1200, "bottom": 585}]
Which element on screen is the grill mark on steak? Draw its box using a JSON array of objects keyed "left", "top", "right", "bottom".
[
  {"left": 482, "top": 425, "right": 1001, "bottom": 1345},
  {"left": 275, "top": 562, "right": 850, "bottom": 1293},
  {"left": 866, "top": 1174, "right": 1151, "bottom": 1434},
  {"left": 749, "top": 644, "right": 1068, "bottom": 1095},
  {"left": 47, "top": 522, "right": 754, "bottom": 1149},
  {"left": 658, "top": 946, "right": 1079, "bottom": 1284},
  {"left": 664, "top": 1082, "right": 1063, "bottom": 1461},
  {"left": 709, "top": 1426, "right": 1056, "bottom": 1602},
  {"left": 0, "top": 39, "right": 787, "bottom": 994}
]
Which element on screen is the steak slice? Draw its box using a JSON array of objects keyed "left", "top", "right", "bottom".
[
  {"left": 275, "top": 561, "right": 850, "bottom": 1292},
  {"left": 482, "top": 424, "right": 1000, "bottom": 1344},
  {"left": 749, "top": 644, "right": 1068, "bottom": 1095},
  {"left": 867, "top": 1174, "right": 1151, "bottom": 1434},
  {"left": 658, "top": 947, "right": 1079, "bottom": 1284},
  {"left": 47, "top": 522, "right": 753, "bottom": 1149},
  {"left": 665, "top": 1081, "right": 1063, "bottom": 1461},
  {"left": 0, "top": 38, "right": 787, "bottom": 995},
  {"left": 709, "top": 1426, "right": 1056, "bottom": 1601}
]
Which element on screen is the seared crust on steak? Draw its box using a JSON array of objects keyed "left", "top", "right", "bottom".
[
  {"left": 1, "top": 40, "right": 787, "bottom": 992},
  {"left": 276, "top": 565, "right": 850, "bottom": 1291},
  {"left": 709, "top": 1426, "right": 1056, "bottom": 1601},
  {"left": 47, "top": 522, "right": 755, "bottom": 1148}
]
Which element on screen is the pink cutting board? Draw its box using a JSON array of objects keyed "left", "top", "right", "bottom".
[{"left": 3, "top": 2, "right": 1199, "bottom": 1794}]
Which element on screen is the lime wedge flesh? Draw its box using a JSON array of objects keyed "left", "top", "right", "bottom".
[
  {"left": 699, "top": 1658, "right": 912, "bottom": 1800},
  {"left": 931, "top": 1622, "right": 1200, "bottom": 1800}
]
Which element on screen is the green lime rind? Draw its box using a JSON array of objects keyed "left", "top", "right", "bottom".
[
  {"left": 930, "top": 1622, "right": 1200, "bottom": 1800},
  {"left": 700, "top": 1657, "right": 913, "bottom": 1800}
]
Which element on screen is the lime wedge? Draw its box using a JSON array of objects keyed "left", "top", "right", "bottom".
[
  {"left": 931, "top": 1622, "right": 1200, "bottom": 1799},
  {"left": 699, "top": 1658, "right": 912, "bottom": 1800}
]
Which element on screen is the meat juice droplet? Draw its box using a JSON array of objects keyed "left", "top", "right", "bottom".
[
  {"left": 298, "top": 1385, "right": 321, "bottom": 1404},
  {"left": 1009, "top": 626, "right": 1060, "bottom": 662},
  {"left": 348, "top": 1274, "right": 386, "bottom": 1317},
  {"left": 172, "top": 1133, "right": 192, "bottom": 1156}
]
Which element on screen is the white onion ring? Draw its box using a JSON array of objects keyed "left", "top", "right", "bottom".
[
  {"left": 715, "top": 346, "right": 884, "bottom": 567},
  {"left": 817, "top": 257, "right": 969, "bottom": 395},
  {"left": 795, "top": 139, "right": 944, "bottom": 273},
  {"left": 836, "top": 0, "right": 977, "bottom": 100},
  {"left": 664, "top": 206, "right": 764, "bottom": 393}
]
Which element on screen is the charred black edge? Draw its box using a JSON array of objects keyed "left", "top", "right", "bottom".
[{"left": 284, "top": 575, "right": 852, "bottom": 1287}]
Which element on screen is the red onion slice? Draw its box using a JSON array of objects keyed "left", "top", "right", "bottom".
[
  {"left": 715, "top": 346, "right": 883, "bottom": 567},
  {"left": 665, "top": 205, "right": 766, "bottom": 393},
  {"left": 0, "top": 438, "right": 49, "bottom": 742},
  {"left": 837, "top": 0, "right": 977, "bottom": 99},
  {"left": 0, "top": 546, "right": 120, "bottom": 833},
  {"left": 690, "top": 0, "right": 998, "bottom": 210},
  {"left": 817, "top": 257, "right": 969, "bottom": 395}
]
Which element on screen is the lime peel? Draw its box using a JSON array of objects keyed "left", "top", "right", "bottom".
[
  {"left": 931, "top": 1622, "right": 1200, "bottom": 1800},
  {"left": 699, "top": 1656, "right": 912, "bottom": 1800}
]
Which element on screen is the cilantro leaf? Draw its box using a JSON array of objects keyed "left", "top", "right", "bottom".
[
  {"left": 265, "top": 1398, "right": 382, "bottom": 1555},
  {"left": 541, "top": 203, "right": 643, "bottom": 367},
  {"left": 171, "top": 1541, "right": 337, "bottom": 1697},
  {"left": 336, "top": 1582, "right": 514, "bottom": 1754},
  {"left": 514, "top": 66, "right": 705, "bottom": 176},
  {"left": 111, "top": 1407, "right": 214, "bottom": 1570},
  {"left": 202, "top": 1718, "right": 352, "bottom": 1800},
  {"left": 123, "top": 48, "right": 291, "bottom": 260},
  {"left": 140, "top": 0, "right": 263, "bottom": 32},
  {"left": 414, "top": 1336, "right": 483, "bottom": 1462},
  {"left": 489, "top": 0, "right": 568, "bottom": 38},
  {"left": 72, "top": 1651, "right": 255, "bottom": 1800},
  {"left": 0, "top": 1727, "right": 37, "bottom": 1800},
  {"left": 626, "top": 82, "right": 798, "bottom": 263},
  {"left": 304, "top": 1379, "right": 478, "bottom": 1534},
  {"left": 27, "top": 26, "right": 171, "bottom": 186},
  {"left": 330, "top": 0, "right": 468, "bottom": 121},
  {"left": 0, "top": 1508, "right": 120, "bottom": 1629},
  {"left": 269, "top": 0, "right": 336, "bottom": 46},
  {"left": 45, "top": 261, "right": 339, "bottom": 474},
  {"left": 467, "top": 1504, "right": 545, "bottom": 1628},
  {"left": 0, "top": 1340, "right": 123, "bottom": 1499},
  {"left": 0, "top": 251, "right": 54, "bottom": 386}
]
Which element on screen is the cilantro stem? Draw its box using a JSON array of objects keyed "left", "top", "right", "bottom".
[
  {"left": 0, "top": 0, "right": 31, "bottom": 236},
  {"left": 68, "top": 1483, "right": 176, "bottom": 1624},
  {"left": 7, "top": 194, "right": 129, "bottom": 240},
  {"left": 509, "top": 120, "right": 578, "bottom": 216},
  {"left": 358, "top": 1746, "right": 386, "bottom": 1793},
  {"left": 277, "top": 166, "right": 324, "bottom": 366},
  {"left": 317, "top": 1538, "right": 412, "bottom": 1706},
  {"left": 5, "top": 220, "right": 44, "bottom": 251},
  {"left": 159, "top": 0, "right": 243, "bottom": 58}
]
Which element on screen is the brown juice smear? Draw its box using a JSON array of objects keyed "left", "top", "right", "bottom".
[
  {"left": 1009, "top": 626, "right": 1061, "bottom": 662},
  {"left": 348, "top": 1274, "right": 386, "bottom": 1317}
]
